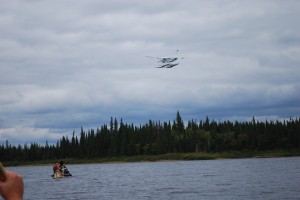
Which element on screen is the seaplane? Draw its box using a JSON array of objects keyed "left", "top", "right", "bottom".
[{"left": 147, "top": 50, "right": 184, "bottom": 68}]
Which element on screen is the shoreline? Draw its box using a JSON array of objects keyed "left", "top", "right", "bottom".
[{"left": 3, "top": 149, "right": 300, "bottom": 167}]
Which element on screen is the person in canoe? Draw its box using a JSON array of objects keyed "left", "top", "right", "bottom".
[
  {"left": 52, "top": 161, "right": 63, "bottom": 178},
  {"left": 59, "top": 161, "right": 72, "bottom": 177},
  {"left": 53, "top": 161, "right": 59, "bottom": 174}
]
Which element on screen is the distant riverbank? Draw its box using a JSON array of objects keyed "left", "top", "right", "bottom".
[{"left": 3, "top": 149, "right": 300, "bottom": 167}]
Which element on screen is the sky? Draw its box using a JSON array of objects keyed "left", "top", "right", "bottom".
[{"left": 1, "top": 0, "right": 300, "bottom": 145}]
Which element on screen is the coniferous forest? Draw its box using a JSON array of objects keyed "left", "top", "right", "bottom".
[{"left": 1, "top": 112, "right": 300, "bottom": 163}]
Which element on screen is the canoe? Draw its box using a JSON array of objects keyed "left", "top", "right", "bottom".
[
  {"left": 52, "top": 169, "right": 72, "bottom": 179},
  {"left": 52, "top": 171, "right": 64, "bottom": 179}
]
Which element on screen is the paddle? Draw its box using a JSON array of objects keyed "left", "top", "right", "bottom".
[{"left": 0, "top": 162, "right": 7, "bottom": 182}]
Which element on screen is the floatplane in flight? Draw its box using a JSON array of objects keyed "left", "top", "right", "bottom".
[{"left": 147, "top": 50, "right": 184, "bottom": 68}]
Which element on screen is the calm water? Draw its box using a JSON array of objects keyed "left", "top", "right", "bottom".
[{"left": 6, "top": 157, "right": 300, "bottom": 200}]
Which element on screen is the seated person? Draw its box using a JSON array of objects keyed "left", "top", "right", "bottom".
[
  {"left": 59, "top": 161, "right": 71, "bottom": 176},
  {"left": 53, "top": 161, "right": 59, "bottom": 174}
]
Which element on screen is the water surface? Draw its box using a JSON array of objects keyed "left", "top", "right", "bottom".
[{"left": 7, "top": 157, "right": 300, "bottom": 199}]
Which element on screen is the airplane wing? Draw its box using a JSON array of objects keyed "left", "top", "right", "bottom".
[
  {"left": 146, "top": 56, "right": 159, "bottom": 59},
  {"left": 147, "top": 56, "right": 178, "bottom": 63}
]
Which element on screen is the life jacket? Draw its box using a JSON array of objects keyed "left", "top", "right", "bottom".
[{"left": 53, "top": 163, "right": 59, "bottom": 172}]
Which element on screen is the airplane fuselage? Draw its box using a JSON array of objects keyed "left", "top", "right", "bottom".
[{"left": 159, "top": 57, "right": 178, "bottom": 63}]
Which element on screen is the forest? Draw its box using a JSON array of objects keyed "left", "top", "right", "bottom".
[{"left": 1, "top": 112, "right": 300, "bottom": 162}]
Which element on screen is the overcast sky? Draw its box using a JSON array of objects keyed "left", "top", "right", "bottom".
[{"left": 1, "top": 0, "right": 300, "bottom": 145}]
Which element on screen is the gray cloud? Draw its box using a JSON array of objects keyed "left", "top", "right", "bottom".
[{"left": 1, "top": 0, "right": 300, "bottom": 144}]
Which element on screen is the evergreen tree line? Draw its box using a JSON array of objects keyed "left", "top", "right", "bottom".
[{"left": 1, "top": 112, "right": 300, "bottom": 162}]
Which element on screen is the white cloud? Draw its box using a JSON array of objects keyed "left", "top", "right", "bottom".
[{"left": 0, "top": 126, "right": 63, "bottom": 145}]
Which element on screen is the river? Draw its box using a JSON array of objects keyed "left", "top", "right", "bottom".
[{"left": 6, "top": 157, "right": 300, "bottom": 200}]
